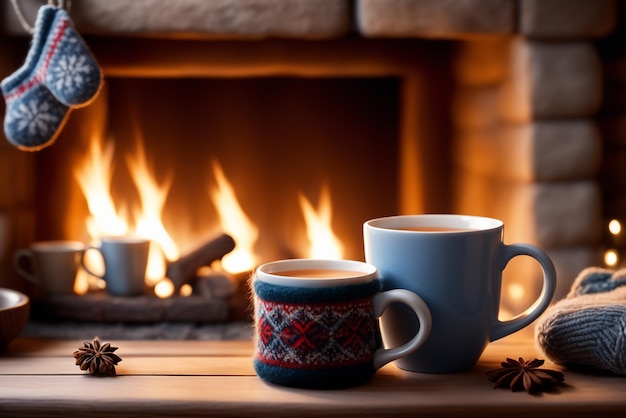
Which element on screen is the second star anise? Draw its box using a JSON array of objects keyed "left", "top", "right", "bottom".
[
  {"left": 487, "top": 357, "right": 565, "bottom": 394},
  {"left": 73, "top": 336, "right": 122, "bottom": 376}
]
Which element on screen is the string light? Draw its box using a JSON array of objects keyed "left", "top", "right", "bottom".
[
  {"left": 604, "top": 249, "right": 619, "bottom": 267},
  {"left": 608, "top": 219, "right": 622, "bottom": 236}
]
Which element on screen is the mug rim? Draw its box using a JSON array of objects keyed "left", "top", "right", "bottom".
[
  {"left": 255, "top": 258, "right": 377, "bottom": 288},
  {"left": 364, "top": 214, "right": 503, "bottom": 233},
  {"left": 98, "top": 236, "right": 150, "bottom": 244},
  {"left": 30, "top": 240, "right": 85, "bottom": 251}
]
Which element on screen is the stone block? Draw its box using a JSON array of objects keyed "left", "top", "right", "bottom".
[
  {"left": 501, "top": 40, "right": 602, "bottom": 121},
  {"left": 531, "top": 181, "right": 603, "bottom": 248},
  {"left": 356, "top": 0, "right": 515, "bottom": 39},
  {"left": 520, "top": 0, "right": 616, "bottom": 39},
  {"left": 546, "top": 246, "right": 602, "bottom": 302},
  {"left": 453, "top": 170, "right": 602, "bottom": 248},
  {"left": 454, "top": 120, "right": 601, "bottom": 181},
  {"left": 530, "top": 121, "right": 602, "bottom": 181},
  {"left": 453, "top": 38, "right": 510, "bottom": 86},
  {"left": 3, "top": 0, "right": 351, "bottom": 39}
]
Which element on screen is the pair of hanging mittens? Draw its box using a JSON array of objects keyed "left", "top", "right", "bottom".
[{"left": 1, "top": 4, "right": 102, "bottom": 151}]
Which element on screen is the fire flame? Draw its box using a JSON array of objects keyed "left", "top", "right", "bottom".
[
  {"left": 73, "top": 133, "right": 128, "bottom": 238},
  {"left": 74, "top": 133, "right": 180, "bottom": 297},
  {"left": 209, "top": 161, "right": 259, "bottom": 274},
  {"left": 73, "top": 135, "right": 346, "bottom": 296},
  {"left": 126, "top": 139, "right": 178, "bottom": 284},
  {"left": 299, "top": 185, "right": 344, "bottom": 259}
]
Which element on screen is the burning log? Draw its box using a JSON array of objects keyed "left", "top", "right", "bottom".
[
  {"left": 193, "top": 271, "right": 236, "bottom": 299},
  {"left": 165, "top": 233, "right": 236, "bottom": 289}
]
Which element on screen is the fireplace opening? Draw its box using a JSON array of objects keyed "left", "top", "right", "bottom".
[
  {"left": 26, "top": 38, "right": 454, "bottom": 290},
  {"left": 9, "top": 37, "right": 457, "bottom": 331},
  {"left": 35, "top": 76, "right": 407, "bottom": 265}
]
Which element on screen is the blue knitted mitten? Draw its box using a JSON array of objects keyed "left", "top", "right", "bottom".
[
  {"left": 535, "top": 267, "right": 626, "bottom": 375},
  {"left": 1, "top": 5, "right": 102, "bottom": 151}
]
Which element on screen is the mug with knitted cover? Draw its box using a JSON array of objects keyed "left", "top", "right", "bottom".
[
  {"left": 252, "top": 259, "right": 432, "bottom": 389},
  {"left": 1, "top": 4, "right": 102, "bottom": 150},
  {"left": 535, "top": 267, "right": 626, "bottom": 375}
]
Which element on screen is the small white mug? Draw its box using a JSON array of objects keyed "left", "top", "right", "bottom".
[
  {"left": 14, "top": 240, "right": 85, "bottom": 295},
  {"left": 81, "top": 237, "right": 150, "bottom": 296}
]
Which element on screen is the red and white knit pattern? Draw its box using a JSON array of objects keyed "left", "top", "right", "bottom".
[{"left": 256, "top": 298, "right": 377, "bottom": 369}]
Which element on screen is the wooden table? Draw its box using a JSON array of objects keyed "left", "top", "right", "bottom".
[{"left": 1, "top": 334, "right": 625, "bottom": 417}]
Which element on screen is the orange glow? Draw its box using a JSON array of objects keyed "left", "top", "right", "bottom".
[
  {"left": 73, "top": 133, "right": 126, "bottom": 293},
  {"left": 209, "top": 161, "right": 259, "bottom": 274},
  {"left": 605, "top": 249, "right": 619, "bottom": 267},
  {"left": 126, "top": 140, "right": 179, "bottom": 284},
  {"left": 507, "top": 283, "right": 525, "bottom": 301},
  {"left": 74, "top": 132, "right": 183, "bottom": 293},
  {"left": 154, "top": 278, "right": 175, "bottom": 298},
  {"left": 299, "top": 185, "right": 344, "bottom": 259},
  {"left": 609, "top": 219, "right": 622, "bottom": 236},
  {"left": 73, "top": 133, "right": 128, "bottom": 238}
]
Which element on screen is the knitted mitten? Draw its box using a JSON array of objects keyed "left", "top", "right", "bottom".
[
  {"left": 535, "top": 267, "right": 626, "bottom": 375},
  {"left": 39, "top": 7, "right": 102, "bottom": 107},
  {"left": 1, "top": 5, "right": 102, "bottom": 151}
]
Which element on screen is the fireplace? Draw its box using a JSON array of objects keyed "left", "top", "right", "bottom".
[{"left": 0, "top": 0, "right": 619, "bottom": 329}]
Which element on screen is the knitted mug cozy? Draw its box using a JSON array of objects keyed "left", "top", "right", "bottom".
[
  {"left": 535, "top": 267, "right": 626, "bottom": 375},
  {"left": 1, "top": 5, "right": 102, "bottom": 151},
  {"left": 253, "top": 279, "right": 383, "bottom": 389}
]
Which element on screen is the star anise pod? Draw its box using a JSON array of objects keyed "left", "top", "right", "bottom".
[
  {"left": 73, "top": 336, "right": 122, "bottom": 376},
  {"left": 487, "top": 357, "right": 564, "bottom": 394}
]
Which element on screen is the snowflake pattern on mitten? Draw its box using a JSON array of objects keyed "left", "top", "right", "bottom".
[
  {"left": 3, "top": 83, "right": 69, "bottom": 150},
  {"left": 42, "top": 8, "right": 102, "bottom": 107}
]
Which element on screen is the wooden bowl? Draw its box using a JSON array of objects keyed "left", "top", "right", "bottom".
[{"left": 0, "top": 288, "right": 30, "bottom": 351}]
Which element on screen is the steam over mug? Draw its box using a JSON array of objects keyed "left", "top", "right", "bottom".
[
  {"left": 14, "top": 240, "right": 85, "bottom": 295},
  {"left": 252, "top": 258, "right": 431, "bottom": 388},
  {"left": 363, "top": 214, "right": 557, "bottom": 374},
  {"left": 80, "top": 237, "right": 150, "bottom": 296}
]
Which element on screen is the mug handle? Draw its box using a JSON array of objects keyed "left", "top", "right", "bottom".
[
  {"left": 14, "top": 249, "right": 39, "bottom": 285},
  {"left": 80, "top": 245, "right": 105, "bottom": 279},
  {"left": 490, "top": 243, "right": 557, "bottom": 341},
  {"left": 371, "top": 289, "right": 432, "bottom": 370}
]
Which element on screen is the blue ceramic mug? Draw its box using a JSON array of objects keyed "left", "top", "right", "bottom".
[
  {"left": 364, "top": 214, "right": 556, "bottom": 374},
  {"left": 252, "top": 258, "right": 431, "bottom": 388}
]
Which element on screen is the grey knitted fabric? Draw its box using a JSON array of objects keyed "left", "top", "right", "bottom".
[{"left": 535, "top": 267, "right": 626, "bottom": 375}]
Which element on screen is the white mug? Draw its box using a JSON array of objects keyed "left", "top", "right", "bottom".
[
  {"left": 14, "top": 240, "right": 85, "bottom": 295},
  {"left": 81, "top": 237, "right": 150, "bottom": 296}
]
